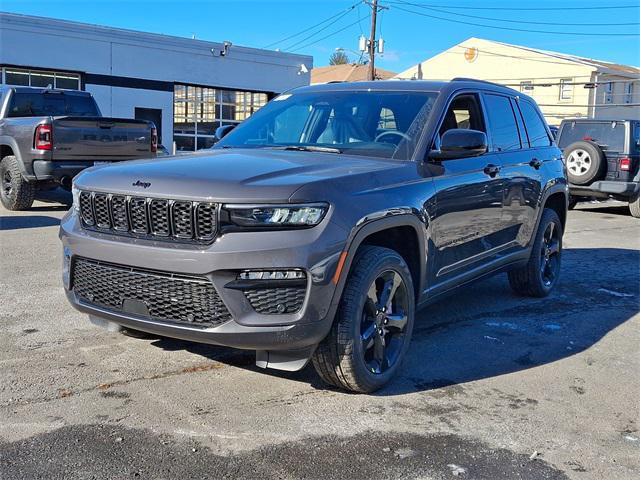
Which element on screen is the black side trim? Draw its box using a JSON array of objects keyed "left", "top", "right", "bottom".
[{"left": 84, "top": 73, "right": 174, "bottom": 92}]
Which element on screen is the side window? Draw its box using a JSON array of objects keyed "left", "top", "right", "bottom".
[
  {"left": 518, "top": 101, "right": 552, "bottom": 148},
  {"left": 438, "top": 94, "right": 485, "bottom": 137},
  {"left": 483, "top": 94, "right": 522, "bottom": 152}
]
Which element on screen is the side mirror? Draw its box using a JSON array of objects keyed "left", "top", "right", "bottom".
[
  {"left": 214, "top": 124, "right": 236, "bottom": 142},
  {"left": 429, "top": 129, "right": 488, "bottom": 161}
]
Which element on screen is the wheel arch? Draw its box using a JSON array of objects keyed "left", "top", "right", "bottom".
[{"left": 331, "top": 213, "right": 427, "bottom": 307}]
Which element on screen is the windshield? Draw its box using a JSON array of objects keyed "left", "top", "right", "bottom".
[
  {"left": 8, "top": 92, "right": 100, "bottom": 117},
  {"left": 215, "top": 90, "right": 439, "bottom": 160}
]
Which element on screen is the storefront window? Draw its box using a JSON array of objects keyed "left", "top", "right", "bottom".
[
  {"left": 173, "top": 84, "right": 270, "bottom": 151},
  {"left": 1, "top": 67, "right": 80, "bottom": 90}
]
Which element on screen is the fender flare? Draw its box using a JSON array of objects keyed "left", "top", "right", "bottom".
[
  {"left": 530, "top": 181, "right": 569, "bottom": 245},
  {"left": 0, "top": 136, "right": 30, "bottom": 178},
  {"left": 329, "top": 211, "right": 428, "bottom": 309}
]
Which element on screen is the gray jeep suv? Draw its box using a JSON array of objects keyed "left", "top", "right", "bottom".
[{"left": 60, "top": 79, "right": 567, "bottom": 392}]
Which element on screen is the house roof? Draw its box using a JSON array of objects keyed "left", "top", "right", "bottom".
[
  {"left": 311, "top": 64, "right": 397, "bottom": 84},
  {"left": 487, "top": 38, "right": 640, "bottom": 76}
]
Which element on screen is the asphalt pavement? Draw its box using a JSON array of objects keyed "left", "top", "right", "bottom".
[{"left": 1, "top": 192, "right": 638, "bottom": 479}]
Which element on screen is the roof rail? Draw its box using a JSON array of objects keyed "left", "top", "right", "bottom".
[{"left": 451, "top": 77, "right": 506, "bottom": 88}]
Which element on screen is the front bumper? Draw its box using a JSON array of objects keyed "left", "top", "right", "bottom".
[{"left": 59, "top": 208, "right": 348, "bottom": 357}]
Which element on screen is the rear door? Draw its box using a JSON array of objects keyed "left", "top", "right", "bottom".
[
  {"left": 481, "top": 93, "right": 543, "bottom": 250},
  {"left": 429, "top": 92, "right": 506, "bottom": 287},
  {"left": 512, "top": 98, "right": 554, "bottom": 241}
]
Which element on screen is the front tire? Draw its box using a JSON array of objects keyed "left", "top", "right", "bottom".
[
  {"left": 0, "top": 155, "right": 35, "bottom": 210},
  {"left": 312, "top": 246, "right": 415, "bottom": 393},
  {"left": 508, "top": 208, "right": 563, "bottom": 297}
]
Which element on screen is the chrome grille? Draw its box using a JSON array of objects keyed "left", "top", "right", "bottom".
[
  {"left": 130, "top": 197, "right": 148, "bottom": 234},
  {"left": 111, "top": 195, "right": 129, "bottom": 231},
  {"left": 79, "top": 191, "right": 94, "bottom": 225},
  {"left": 150, "top": 199, "right": 170, "bottom": 236},
  {"left": 72, "top": 258, "right": 232, "bottom": 328},
  {"left": 94, "top": 194, "right": 111, "bottom": 228},
  {"left": 78, "top": 191, "right": 218, "bottom": 243},
  {"left": 196, "top": 203, "right": 217, "bottom": 240},
  {"left": 172, "top": 201, "right": 193, "bottom": 238}
]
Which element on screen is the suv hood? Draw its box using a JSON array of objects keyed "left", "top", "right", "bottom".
[{"left": 74, "top": 148, "right": 409, "bottom": 202}]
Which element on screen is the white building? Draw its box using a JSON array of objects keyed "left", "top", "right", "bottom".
[
  {"left": 396, "top": 38, "right": 640, "bottom": 125},
  {"left": 0, "top": 13, "right": 312, "bottom": 151}
]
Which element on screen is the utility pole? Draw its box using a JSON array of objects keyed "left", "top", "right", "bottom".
[
  {"left": 365, "top": 0, "right": 387, "bottom": 81},
  {"left": 367, "top": 0, "right": 379, "bottom": 81}
]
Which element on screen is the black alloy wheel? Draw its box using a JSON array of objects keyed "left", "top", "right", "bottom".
[
  {"left": 360, "top": 270, "right": 410, "bottom": 375},
  {"left": 539, "top": 221, "right": 561, "bottom": 288}
]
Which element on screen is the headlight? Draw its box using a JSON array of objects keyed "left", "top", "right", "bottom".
[
  {"left": 71, "top": 184, "right": 80, "bottom": 213},
  {"left": 225, "top": 203, "right": 328, "bottom": 228}
]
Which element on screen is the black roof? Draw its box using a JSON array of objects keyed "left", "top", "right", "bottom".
[{"left": 295, "top": 77, "right": 522, "bottom": 97}]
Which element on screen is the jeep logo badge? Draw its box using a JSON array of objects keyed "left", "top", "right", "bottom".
[{"left": 132, "top": 180, "right": 151, "bottom": 188}]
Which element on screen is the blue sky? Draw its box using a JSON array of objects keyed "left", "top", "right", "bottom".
[{"left": 2, "top": 0, "right": 639, "bottom": 73}]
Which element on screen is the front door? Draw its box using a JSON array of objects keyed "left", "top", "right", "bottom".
[{"left": 428, "top": 93, "right": 506, "bottom": 288}]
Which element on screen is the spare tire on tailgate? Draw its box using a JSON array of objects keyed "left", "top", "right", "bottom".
[{"left": 564, "top": 140, "right": 606, "bottom": 185}]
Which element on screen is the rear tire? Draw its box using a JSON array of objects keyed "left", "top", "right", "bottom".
[
  {"left": 312, "top": 246, "right": 415, "bottom": 393},
  {"left": 630, "top": 193, "right": 640, "bottom": 219},
  {"left": 0, "top": 155, "right": 35, "bottom": 210},
  {"left": 508, "top": 209, "right": 563, "bottom": 298},
  {"left": 564, "top": 141, "right": 606, "bottom": 185}
]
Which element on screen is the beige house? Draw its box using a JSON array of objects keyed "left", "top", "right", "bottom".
[{"left": 395, "top": 38, "right": 640, "bottom": 125}]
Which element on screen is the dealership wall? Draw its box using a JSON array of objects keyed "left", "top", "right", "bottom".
[{"left": 0, "top": 13, "right": 312, "bottom": 147}]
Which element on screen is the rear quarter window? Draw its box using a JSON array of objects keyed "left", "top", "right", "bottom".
[{"left": 519, "top": 101, "right": 551, "bottom": 148}]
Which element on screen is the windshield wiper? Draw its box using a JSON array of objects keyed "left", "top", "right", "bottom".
[{"left": 268, "top": 145, "right": 342, "bottom": 154}]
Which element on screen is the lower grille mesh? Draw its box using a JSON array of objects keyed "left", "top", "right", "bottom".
[
  {"left": 72, "top": 258, "right": 232, "bottom": 327},
  {"left": 244, "top": 287, "right": 306, "bottom": 314}
]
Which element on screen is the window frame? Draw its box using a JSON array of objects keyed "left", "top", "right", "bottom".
[
  {"left": 173, "top": 83, "right": 270, "bottom": 151},
  {"left": 431, "top": 91, "right": 488, "bottom": 152},
  {"left": 1, "top": 66, "right": 81, "bottom": 90},
  {"left": 558, "top": 78, "right": 573, "bottom": 102}
]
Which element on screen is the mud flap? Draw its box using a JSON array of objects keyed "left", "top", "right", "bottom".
[{"left": 255, "top": 346, "right": 316, "bottom": 372}]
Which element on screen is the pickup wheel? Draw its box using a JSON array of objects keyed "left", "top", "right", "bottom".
[
  {"left": 629, "top": 193, "right": 640, "bottom": 219},
  {"left": 564, "top": 141, "right": 606, "bottom": 185},
  {"left": 508, "top": 208, "right": 562, "bottom": 298},
  {"left": 0, "top": 155, "right": 35, "bottom": 211},
  {"left": 312, "top": 246, "right": 415, "bottom": 393}
]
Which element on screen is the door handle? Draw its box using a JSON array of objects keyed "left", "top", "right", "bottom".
[
  {"left": 529, "top": 158, "right": 543, "bottom": 169},
  {"left": 483, "top": 164, "right": 501, "bottom": 177}
]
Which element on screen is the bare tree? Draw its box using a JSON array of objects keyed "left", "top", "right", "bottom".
[{"left": 329, "top": 51, "right": 350, "bottom": 65}]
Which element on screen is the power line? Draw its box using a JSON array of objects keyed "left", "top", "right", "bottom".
[
  {"left": 537, "top": 103, "right": 640, "bottom": 107},
  {"left": 289, "top": 18, "right": 364, "bottom": 53},
  {"left": 396, "top": 2, "right": 640, "bottom": 27},
  {"left": 284, "top": 8, "right": 357, "bottom": 51},
  {"left": 390, "top": 3, "right": 640, "bottom": 36},
  {"left": 385, "top": 2, "right": 640, "bottom": 11},
  {"left": 262, "top": 2, "right": 361, "bottom": 49}
]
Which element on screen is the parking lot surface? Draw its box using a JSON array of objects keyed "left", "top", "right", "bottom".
[{"left": 1, "top": 192, "right": 638, "bottom": 479}]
